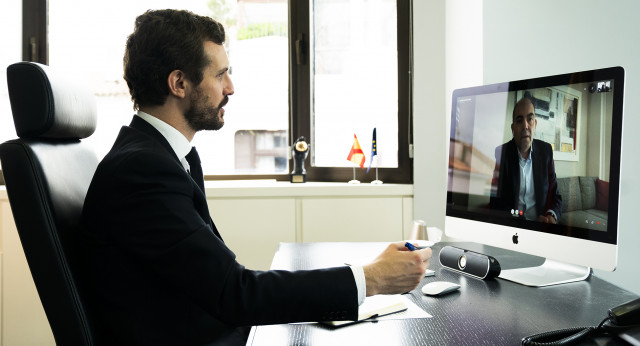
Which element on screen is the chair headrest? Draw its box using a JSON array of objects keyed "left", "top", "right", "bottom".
[{"left": 6, "top": 62, "right": 97, "bottom": 139}]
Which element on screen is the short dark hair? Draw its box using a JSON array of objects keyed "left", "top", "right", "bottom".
[{"left": 123, "top": 9, "right": 225, "bottom": 109}]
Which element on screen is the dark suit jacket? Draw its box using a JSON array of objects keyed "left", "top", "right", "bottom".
[
  {"left": 80, "top": 116, "right": 357, "bottom": 345},
  {"left": 490, "top": 139, "right": 562, "bottom": 220}
]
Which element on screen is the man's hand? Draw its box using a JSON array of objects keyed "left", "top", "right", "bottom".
[
  {"left": 363, "top": 242, "right": 432, "bottom": 296},
  {"left": 537, "top": 214, "right": 557, "bottom": 224}
]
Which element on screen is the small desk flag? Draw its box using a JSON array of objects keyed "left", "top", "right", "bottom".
[
  {"left": 367, "top": 128, "right": 377, "bottom": 173},
  {"left": 347, "top": 134, "right": 365, "bottom": 168}
]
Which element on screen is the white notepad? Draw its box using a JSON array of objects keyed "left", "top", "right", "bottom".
[{"left": 323, "top": 294, "right": 431, "bottom": 326}]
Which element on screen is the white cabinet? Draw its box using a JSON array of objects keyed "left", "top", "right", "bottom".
[
  {"left": 206, "top": 181, "right": 414, "bottom": 270},
  {"left": 208, "top": 198, "right": 297, "bottom": 271},
  {"left": 301, "top": 197, "right": 405, "bottom": 242}
]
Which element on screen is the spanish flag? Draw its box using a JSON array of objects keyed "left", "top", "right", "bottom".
[{"left": 347, "top": 134, "right": 366, "bottom": 169}]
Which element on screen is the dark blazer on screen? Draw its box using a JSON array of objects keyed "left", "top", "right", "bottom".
[
  {"left": 490, "top": 138, "right": 562, "bottom": 220},
  {"left": 80, "top": 116, "right": 358, "bottom": 345}
]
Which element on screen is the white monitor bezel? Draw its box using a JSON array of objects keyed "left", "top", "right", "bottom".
[
  {"left": 445, "top": 66, "right": 624, "bottom": 274},
  {"left": 445, "top": 216, "right": 617, "bottom": 271}
]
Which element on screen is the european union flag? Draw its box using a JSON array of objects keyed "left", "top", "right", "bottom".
[{"left": 367, "top": 128, "right": 377, "bottom": 173}]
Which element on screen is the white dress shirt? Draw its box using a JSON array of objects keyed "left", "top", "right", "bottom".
[
  {"left": 136, "top": 111, "right": 192, "bottom": 172},
  {"left": 134, "top": 111, "right": 366, "bottom": 306},
  {"left": 517, "top": 144, "right": 557, "bottom": 221},
  {"left": 518, "top": 146, "right": 537, "bottom": 220}
]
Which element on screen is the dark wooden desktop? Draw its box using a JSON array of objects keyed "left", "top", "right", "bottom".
[{"left": 247, "top": 241, "right": 638, "bottom": 346}]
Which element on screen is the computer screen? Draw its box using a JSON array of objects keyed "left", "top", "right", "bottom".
[{"left": 445, "top": 67, "right": 624, "bottom": 286}]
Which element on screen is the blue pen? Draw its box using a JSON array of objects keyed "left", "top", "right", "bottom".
[
  {"left": 405, "top": 242, "right": 430, "bottom": 251},
  {"left": 404, "top": 242, "right": 435, "bottom": 281}
]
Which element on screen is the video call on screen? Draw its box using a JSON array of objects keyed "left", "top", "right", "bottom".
[{"left": 448, "top": 79, "right": 616, "bottom": 234}]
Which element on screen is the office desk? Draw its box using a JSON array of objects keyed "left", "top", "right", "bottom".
[{"left": 247, "top": 241, "right": 638, "bottom": 345}]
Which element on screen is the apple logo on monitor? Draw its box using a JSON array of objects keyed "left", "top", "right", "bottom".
[{"left": 512, "top": 233, "right": 518, "bottom": 244}]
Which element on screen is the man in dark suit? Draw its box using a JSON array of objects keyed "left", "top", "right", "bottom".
[
  {"left": 80, "top": 9, "right": 431, "bottom": 345},
  {"left": 490, "top": 97, "right": 562, "bottom": 223}
]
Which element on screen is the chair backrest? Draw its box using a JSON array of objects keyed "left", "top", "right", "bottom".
[{"left": 0, "top": 62, "right": 98, "bottom": 345}]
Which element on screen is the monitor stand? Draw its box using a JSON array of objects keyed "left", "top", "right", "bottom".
[{"left": 498, "top": 258, "right": 591, "bottom": 287}]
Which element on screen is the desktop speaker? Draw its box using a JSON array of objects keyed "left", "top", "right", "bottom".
[{"left": 439, "top": 246, "right": 501, "bottom": 280}]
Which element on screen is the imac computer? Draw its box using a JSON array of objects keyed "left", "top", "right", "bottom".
[{"left": 446, "top": 67, "right": 624, "bottom": 287}]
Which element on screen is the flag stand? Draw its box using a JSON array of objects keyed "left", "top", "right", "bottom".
[
  {"left": 347, "top": 133, "right": 364, "bottom": 183},
  {"left": 348, "top": 167, "right": 360, "bottom": 184},
  {"left": 371, "top": 167, "right": 383, "bottom": 184}
]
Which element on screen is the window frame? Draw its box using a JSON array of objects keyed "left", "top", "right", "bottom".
[
  {"left": 10, "top": 0, "right": 413, "bottom": 184},
  {"left": 290, "top": 0, "right": 413, "bottom": 184},
  {"left": 23, "top": 0, "right": 47, "bottom": 65}
]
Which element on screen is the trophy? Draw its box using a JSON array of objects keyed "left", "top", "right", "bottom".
[{"left": 290, "top": 136, "right": 309, "bottom": 183}]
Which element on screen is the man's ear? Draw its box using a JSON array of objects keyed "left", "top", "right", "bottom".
[{"left": 167, "top": 70, "right": 187, "bottom": 99}]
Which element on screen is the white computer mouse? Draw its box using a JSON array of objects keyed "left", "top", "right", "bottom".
[{"left": 421, "top": 281, "right": 461, "bottom": 296}]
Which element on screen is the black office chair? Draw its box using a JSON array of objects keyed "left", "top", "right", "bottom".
[{"left": 0, "top": 62, "right": 98, "bottom": 345}]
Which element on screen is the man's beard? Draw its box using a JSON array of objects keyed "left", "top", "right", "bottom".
[{"left": 185, "top": 87, "right": 228, "bottom": 132}]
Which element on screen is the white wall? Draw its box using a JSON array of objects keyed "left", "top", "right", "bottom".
[
  {"left": 412, "top": 0, "right": 447, "bottom": 231},
  {"left": 483, "top": 0, "right": 640, "bottom": 294},
  {"left": 413, "top": 0, "right": 483, "bottom": 231},
  {"left": 413, "top": 0, "right": 640, "bottom": 294}
]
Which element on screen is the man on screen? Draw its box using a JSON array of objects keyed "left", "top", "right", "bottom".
[{"left": 490, "top": 96, "right": 562, "bottom": 223}]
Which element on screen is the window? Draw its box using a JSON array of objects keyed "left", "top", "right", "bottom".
[
  {"left": 311, "top": 0, "right": 398, "bottom": 169},
  {"left": 234, "top": 130, "right": 288, "bottom": 173},
  {"left": 46, "top": 0, "right": 290, "bottom": 177},
  {"left": 290, "top": 0, "right": 412, "bottom": 183},
  {"left": 194, "top": 0, "right": 290, "bottom": 176},
  {"left": 3, "top": 0, "right": 411, "bottom": 184}
]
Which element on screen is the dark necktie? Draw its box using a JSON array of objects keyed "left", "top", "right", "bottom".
[
  {"left": 185, "top": 146, "right": 205, "bottom": 192},
  {"left": 185, "top": 147, "right": 223, "bottom": 240}
]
